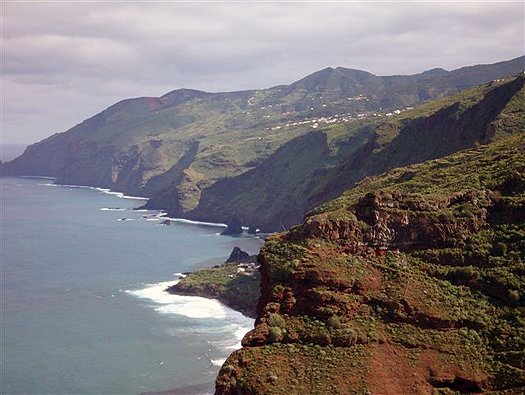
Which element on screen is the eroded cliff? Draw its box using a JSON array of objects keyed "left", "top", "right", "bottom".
[{"left": 215, "top": 134, "right": 525, "bottom": 394}]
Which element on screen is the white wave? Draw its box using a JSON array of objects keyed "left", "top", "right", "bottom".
[
  {"left": 20, "top": 175, "right": 57, "bottom": 180},
  {"left": 213, "top": 323, "right": 253, "bottom": 350},
  {"left": 125, "top": 280, "right": 180, "bottom": 303},
  {"left": 234, "top": 325, "right": 251, "bottom": 344},
  {"left": 160, "top": 217, "right": 228, "bottom": 228},
  {"left": 100, "top": 207, "right": 126, "bottom": 211},
  {"left": 118, "top": 218, "right": 134, "bottom": 221},
  {"left": 156, "top": 298, "right": 230, "bottom": 319},
  {"left": 92, "top": 187, "right": 148, "bottom": 200},
  {"left": 144, "top": 218, "right": 160, "bottom": 221},
  {"left": 211, "top": 358, "right": 227, "bottom": 367},
  {"left": 37, "top": 181, "right": 148, "bottom": 200},
  {"left": 126, "top": 279, "right": 254, "bottom": 351},
  {"left": 128, "top": 280, "right": 229, "bottom": 319}
]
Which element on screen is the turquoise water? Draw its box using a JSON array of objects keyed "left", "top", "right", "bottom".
[{"left": 1, "top": 177, "right": 263, "bottom": 394}]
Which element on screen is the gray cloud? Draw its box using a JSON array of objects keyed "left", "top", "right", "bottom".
[{"left": 2, "top": 1, "right": 523, "bottom": 144}]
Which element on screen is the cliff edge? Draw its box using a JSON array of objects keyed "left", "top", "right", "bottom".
[{"left": 215, "top": 134, "right": 525, "bottom": 394}]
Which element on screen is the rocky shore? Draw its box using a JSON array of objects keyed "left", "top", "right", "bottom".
[{"left": 166, "top": 247, "right": 260, "bottom": 318}]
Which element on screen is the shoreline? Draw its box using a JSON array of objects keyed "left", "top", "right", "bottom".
[
  {"left": 3, "top": 176, "right": 259, "bottom": 395},
  {"left": 26, "top": 174, "right": 263, "bottom": 320},
  {"left": 141, "top": 381, "right": 214, "bottom": 395},
  {"left": 23, "top": 174, "right": 263, "bottom": 320},
  {"left": 166, "top": 282, "right": 258, "bottom": 319},
  {"left": 6, "top": 176, "right": 276, "bottom": 235},
  {"left": 165, "top": 251, "right": 261, "bottom": 319},
  {"left": 21, "top": 176, "right": 254, "bottom": 230},
  {"left": 3, "top": 175, "right": 150, "bottom": 200}
]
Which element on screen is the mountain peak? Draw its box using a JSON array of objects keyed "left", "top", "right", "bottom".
[
  {"left": 422, "top": 67, "right": 449, "bottom": 76},
  {"left": 160, "top": 88, "right": 208, "bottom": 104},
  {"left": 290, "top": 66, "right": 377, "bottom": 92}
]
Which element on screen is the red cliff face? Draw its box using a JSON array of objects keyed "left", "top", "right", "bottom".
[
  {"left": 214, "top": 136, "right": 525, "bottom": 395},
  {"left": 300, "top": 190, "right": 489, "bottom": 252}
]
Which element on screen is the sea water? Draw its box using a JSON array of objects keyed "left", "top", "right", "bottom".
[{"left": 1, "top": 176, "right": 263, "bottom": 394}]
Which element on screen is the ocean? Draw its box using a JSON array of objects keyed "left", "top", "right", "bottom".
[{"left": 0, "top": 176, "right": 263, "bottom": 394}]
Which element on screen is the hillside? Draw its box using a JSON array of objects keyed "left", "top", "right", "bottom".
[
  {"left": 169, "top": 74, "right": 524, "bottom": 231},
  {"left": 2, "top": 56, "right": 524, "bottom": 231},
  {"left": 215, "top": 133, "right": 525, "bottom": 394}
]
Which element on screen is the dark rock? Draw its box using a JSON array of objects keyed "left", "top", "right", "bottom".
[
  {"left": 160, "top": 219, "right": 171, "bottom": 225},
  {"left": 248, "top": 225, "right": 258, "bottom": 234},
  {"left": 226, "top": 246, "right": 250, "bottom": 263},
  {"left": 221, "top": 216, "right": 243, "bottom": 235}
]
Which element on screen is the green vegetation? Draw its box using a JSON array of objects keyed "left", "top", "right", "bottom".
[
  {"left": 313, "top": 131, "right": 525, "bottom": 215},
  {"left": 193, "top": 75, "right": 524, "bottom": 231},
  {"left": 167, "top": 261, "right": 260, "bottom": 318},
  {"left": 4, "top": 61, "right": 525, "bottom": 393},
  {"left": 3, "top": 59, "right": 523, "bottom": 232},
  {"left": 216, "top": 343, "right": 370, "bottom": 395},
  {"left": 215, "top": 100, "right": 525, "bottom": 393}
]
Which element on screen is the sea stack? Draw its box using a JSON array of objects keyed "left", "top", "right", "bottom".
[
  {"left": 225, "top": 246, "right": 250, "bottom": 263},
  {"left": 221, "top": 216, "right": 243, "bottom": 236}
]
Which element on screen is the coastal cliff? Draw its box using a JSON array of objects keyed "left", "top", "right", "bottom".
[
  {"left": 215, "top": 134, "right": 525, "bottom": 394},
  {"left": 3, "top": 58, "right": 524, "bottom": 232}
]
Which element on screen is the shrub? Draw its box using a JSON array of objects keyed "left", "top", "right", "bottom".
[
  {"left": 508, "top": 290, "right": 520, "bottom": 304},
  {"left": 492, "top": 242, "right": 508, "bottom": 256},
  {"left": 267, "top": 313, "right": 286, "bottom": 328},
  {"left": 268, "top": 374, "right": 278, "bottom": 383},
  {"left": 269, "top": 326, "right": 283, "bottom": 342},
  {"left": 327, "top": 316, "right": 344, "bottom": 329},
  {"left": 448, "top": 266, "right": 480, "bottom": 283}
]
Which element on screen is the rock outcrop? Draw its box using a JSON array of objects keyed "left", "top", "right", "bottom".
[
  {"left": 226, "top": 247, "right": 251, "bottom": 263},
  {"left": 221, "top": 217, "right": 243, "bottom": 236}
]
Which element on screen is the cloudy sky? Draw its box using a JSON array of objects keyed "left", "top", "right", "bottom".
[{"left": 2, "top": 1, "right": 523, "bottom": 144}]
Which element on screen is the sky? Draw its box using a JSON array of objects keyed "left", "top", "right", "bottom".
[{"left": 1, "top": 1, "right": 524, "bottom": 144}]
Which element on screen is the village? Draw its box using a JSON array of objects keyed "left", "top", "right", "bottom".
[
  {"left": 244, "top": 92, "right": 415, "bottom": 132},
  {"left": 261, "top": 99, "right": 414, "bottom": 132}
]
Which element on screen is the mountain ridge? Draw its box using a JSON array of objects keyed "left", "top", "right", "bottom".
[
  {"left": 2, "top": 56, "right": 524, "bottom": 231},
  {"left": 144, "top": 74, "right": 524, "bottom": 231}
]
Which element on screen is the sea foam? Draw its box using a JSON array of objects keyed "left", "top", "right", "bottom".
[
  {"left": 126, "top": 280, "right": 229, "bottom": 319},
  {"left": 38, "top": 182, "right": 148, "bottom": 200},
  {"left": 211, "top": 358, "right": 227, "bottom": 367},
  {"left": 21, "top": 175, "right": 57, "bottom": 180},
  {"left": 125, "top": 279, "right": 254, "bottom": 352},
  {"left": 160, "top": 216, "right": 228, "bottom": 228}
]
